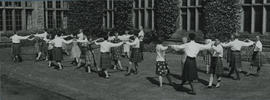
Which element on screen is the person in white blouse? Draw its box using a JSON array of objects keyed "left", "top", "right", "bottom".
[
  {"left": 155, "top": 39, "right": 173, "bottom": 87},
  {"left": 207, "top": 38, "right": 224, "bottom": 88},
  {"left": 34, "top": 30, "right": 49, "bottom": 61},
  {"left": 118, "top": 30, "right": 133, "bottom": 58},
  {"left": 10, "top": 32, "right": 31, "bottom": 62},
  {"left": 169, "top": 33, "right": 212, "bottom": 95},
  {"left": 95, "top": 36, "right": 123, "bottom": 79},
  {"left": 125, "top": 34, "right": 142, "bottom": 76},
  {"left": 51, "top": 33, "right": 73, "bottom": 70},
  {"left": 247, "top": 36, "right": 263, "bottom": 76},
  {"left": 221, "top": 34, "right": 254, "bottom": 80}
]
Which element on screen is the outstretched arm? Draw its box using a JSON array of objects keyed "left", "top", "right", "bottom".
[{"left": 169, "top": 44, "right": 185, "bottom": 51}]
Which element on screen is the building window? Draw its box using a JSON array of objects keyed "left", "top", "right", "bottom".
[
  {"left": 47, "top": 1, "right": 53, "bottom": 8},
  {"left": 25, "top": 1, "right": 32, "bottom": 7},
  {"left": 198, "top": 9, "right": 204, "bottom": 31},
  {"left": 26, "top": 10, "right": 33, "bottom": 29},
  {"left": 56, "top": 11, "right": 62, "bottom": 28},
  {"left": 266, "top": 7, "right": 270, "bottom": 32},
  {"left": 180, "top": 0, "right": 202, "bottom": 31},
  {"left": 244, "top": 0, "right": 252, "bottom": 4},
  {"left": 255, "top": 0, "right": 264, "bottom": 4},
  {"left": 182, "top": 0, "right": 187, "bottom": 6},
  {"left": 15, "top": 10, "right": 22, "bottom": 30},
  {"left": 0, "top": 2, "right": 2, "bottom": 6},
  {"left": 181, "top": 8, "right": 187, "bottom": 30},
  {"left": 56, "top": 1, "right": 61, "bottom": 8},
  {"left": 190, "top": 0, "right": 196, "bottom": 6},
  {"left": 190, "top": 8, "right": 196, "bottom": 30},
  {"left": 243, "top": 6, "right": 251, "bottom": 32},
  {"left": 268, "top": 0, "right": 270, "bottom": 3},
  {"left": 5, "top": 2, "right": 12, "bottom": 7},
  {"left": 48, "top": 11, "right": 54, "bottom": 28},
  {"left": 0, "top": 10, "right": 3, "bottom": 31},
  {"left": 254, "top": 7, "right": 263, "bottom": 33},
  {"left": 14, "top": 2, "right": 21, "bottom": 7},
  {"left": 6, "top": 10, "right": 13, "bottom": 31},
  {"left": 104, "top": 0, "right": 114, "bottom": 29},
  {"left": 133, "top": 0, "right": 154, "bottom": 29}
]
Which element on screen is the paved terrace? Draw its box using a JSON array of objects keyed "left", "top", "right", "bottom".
[{"left": 1, "top": 47, "right": 270, "bottom": 100}]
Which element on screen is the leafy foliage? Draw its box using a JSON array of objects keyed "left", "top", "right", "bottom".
[
  {"left": 154, "top": 0, "right": 179, "bottom": 41},
  {"left": 203, "top": 0, "right": 241, "bottom": 40},
  {"left": 113, "top": 0, "right": 133, "bottom": 34},
  {"left": 67, "top": 0, "right": 105, "bottom": 37}
]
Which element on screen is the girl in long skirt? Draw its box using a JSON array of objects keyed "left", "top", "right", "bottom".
[
  {"left": 155, "top": 40, "right": 173, "bottom": 87},
  {"left": 125, "top": 34, "right": 142, "bottom": 76},
  {"left": 111, "top": 32, "right": 124, "bottom": 70},
  {"left": 247, "top": 36, "right": 263, "bottom": 76},
  {"left": 70, "top": 34, "right": 81, "bottom": 66},
  {"left": 208, "top": 38, "right": 224, "bottom": 88},
  {"left": 95, "top": 36, "right": 123, "bottom": 79},
  {"left": 51, "top": 33, "right": 73, "bottom": 70},
  {"left": 46, "top": 34, "right": 54, "bottom": 67}
]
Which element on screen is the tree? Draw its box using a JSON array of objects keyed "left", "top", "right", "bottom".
[
  {"left": 154, "top": 0, "right": 179, "bottom": 41},
  {"left": 67, "top": 0, "right": 105, "bottom": 37},
  {"left": 203, "top": 0, "right": 241, "bottom": 40}
]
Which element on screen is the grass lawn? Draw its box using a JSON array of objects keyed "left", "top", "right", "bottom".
[{"left": 1, "top": 46, "right": 270, "bottom": 100}]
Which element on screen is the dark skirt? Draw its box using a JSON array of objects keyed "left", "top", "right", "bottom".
[
  {"left": 80, "top": 47, "right": 88, "bottom": 59},
  {"left": 53, "top": 47, "right": 63, "bottom": 62},
  {"left": 156, "top": 61, "right": 170, "bottom": 76},
  {"left": 48, "top": 49, "right": 53, "bottom": 61},
  {"left": 85, "top": 50, "right": 94, "bottom": 66},
  {"left": 230, "top": 51, "right": 242, "bottom": 69},
  {"left": 100, "top": 52, "right": 111, "bottom": 70},
  {"left": 209, "top": 57, "right": 223, "bottom": 76},
  {"left": 12, "top": 43, "right": 21, "bottom": 56},
  {"left": 251, "top": 51, "right": 262, "bottom": 67},
  {"left": 130, "top": 48, "right": 142, "bottom": 63},
  {"left": 182, "top": 57, "right": 198, "bottom": 81},
  {"left": 111, "top": 46, "right": 122, "bottom": 61}
]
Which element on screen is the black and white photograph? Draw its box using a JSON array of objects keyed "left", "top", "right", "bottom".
[{"left": 0, "top": 0, "right": 270, "bottom": 100}]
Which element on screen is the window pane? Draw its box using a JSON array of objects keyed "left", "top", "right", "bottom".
[
  {"left": 135, "top": 10, "right": 139, "bottom": 28},
  {"left": 6, "top": 10, "right": 13, "bottom": 30},
  {"left": 26, "top": 10, "right": 32, "bottom": 30},
  {"left": 0, "top": 10, "right": 3, "bottom": 31},
  {"left": 15, "top": 10, "right": 22, "bottom": 30},
  {"left": 135, "top": 0, "right": 139, "bottom": 8},
  {"left": 0, "top": 2, "right": 2, "bottom": 6},
  {"left": 198, "top": 9, "right": 203, "bottom": 30},
  {"left": 141, "top": 0, "right": 145, "bottom": 8},
  {"left": 48, "top": 11, "right": 54, "bottom": 28},
  {"left": 56, "top": 1, "right": 61, "bottom": 8},
  {"left": 190, "top": 9, "right": 196, "bottom": 30},
  {"left": 47, "top": 1, "right": 53, "bottom": 8},
  {"left": 190, "top": 0, "right": 196, "bottom": 6},
  {"left": 268, "top": 0, "right": 270, "bottom": 3},
  {"left": 56, "top": 11, "right": 62, "bottom": 28},
  {"left": 181, "top": 8, "right": 187, "bottom": 30},
  {"left": 148, "top": 0, "right": 153, "bottom": 8},
  {"left": 255, "top": 0, "right": 263, "bottom": 4},
  {"left": 5, "top": 2, "right": 12, "bottom": 7},
  {"left": 25, "top": 1, "right": 32, "bottom": 7},
  {"left": 243, "top": 7, "right": 251, "bottom": 32},
  {"left": 266, "top": 7, "right": 270, "bottom": 32},
  {"left": 254, "top": 7, "right": 263, "bottom": 33},
  {"left": 14, "top": 2, "right": 21, "bottom": 7},
  {"left": 109, "top": 0, "right": 113, "bottom": 9},
  {"left": 182, "top": 0, "right": 187, "bottom": 6},
  {"left": 198, "top": 0, "right": 203, "bottom": 6},
  {"left": 244, "top": 0, "right": 252, "bottom": 4},
  {"left": 141, "top": 10, "right": 145, "bottom": 28},
  {"left": 148, "top": 10, "right": 153, "bottom": 29},
  {"left": 109, "top": 11, "right": 113, "bottom": 28}
]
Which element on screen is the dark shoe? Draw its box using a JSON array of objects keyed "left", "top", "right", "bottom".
[
  {"left": 125, "top": 73, "right": 131, "bottom": 76},
  {"left": 207, "top": 85, "right": 213, "bottom": 88},
  {"left": 187, "top": 91, "right": 196, "bottom": 95}
]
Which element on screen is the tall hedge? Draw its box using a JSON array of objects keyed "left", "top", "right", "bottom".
[
  {"left": 154, "top": 0, "right": 179, "bottom": 40},
  {"left": 67, "top": 0, "right": 105, "bottom": 36},
  {"left": 203, "top": 0, "right": 241, "bottom": 40},
  {"left": 113, "top": 0, "right": 133, "bottom": 34}
]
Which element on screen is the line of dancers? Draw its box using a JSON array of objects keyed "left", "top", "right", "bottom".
[{"left": 9, "top": 29, "right": 263, "bottom": 95}]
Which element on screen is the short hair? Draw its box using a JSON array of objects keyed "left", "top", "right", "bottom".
[
  {"left": 129, "top": 36, "right": 135, "bottom": 41},
  {"left": 103, "top": 35, "right": 108, "bottom": 40},
  {"left": 188, "top": 33, "right": 196, "bottom": 40}
]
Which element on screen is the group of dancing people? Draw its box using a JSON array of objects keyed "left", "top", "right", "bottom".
[
  {"left": 10, "top": 26, "right": 145, "bottom": 78},
  {"left": 9, "top": 27, "right": 263, "bottom": 95},
  {"left": 154, "top": 33, "right": 263, "bottom": 95}
]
